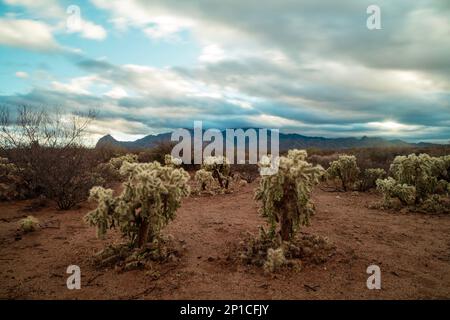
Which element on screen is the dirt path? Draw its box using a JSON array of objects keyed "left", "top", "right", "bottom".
[{"left": 1, "top": 182, "right": 450, "bottom": 299}]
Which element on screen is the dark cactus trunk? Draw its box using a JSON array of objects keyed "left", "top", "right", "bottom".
[
  {"left": 136, "top": 219, "right": 149, "bottom": 248},
  {"left": 278, "top": 184, "right": 296, "bottom": 241}
]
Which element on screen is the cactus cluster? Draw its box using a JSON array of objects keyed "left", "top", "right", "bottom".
[
  {"left": 85, "top": 160, "right": 190, "bottom": 248},
  {"left": 0, "top": 157, "right": 27, "bottom": 200},
  {"left": 376, "top": 153, "right": 450, "bottom": 212},
  {"left": 194, "top": 169, "right": 215, "bottom": 191},
  {"left": 376, "top": 177, "right": 416, "bottom": 206},
  {"left": 326, "top": 155, "right": 360, "bottom": 191},
  {"left": 255, "top": 149, "right": 324, "bottom": 241},
  {"left": 240, "top": 226, "right": 335, "bottom": 273},
  {"left": 96, "top": 154, "right": 139, "bottom": 182},
  {"left": 200, "top": 156, "right": 232, "bottom": 190},
  {"left": 164, "top": 154, "right": 182, "bottom": 167},
  {"left": 263, "top": 248, "right": 286, "bottom": 273},
  {"left": 19, "top": 215, "right": 39, "bottom": 233}
]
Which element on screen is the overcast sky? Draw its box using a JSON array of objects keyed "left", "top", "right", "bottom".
[{"left": 0, "top": 0, "right": 449, "bottom": 143}]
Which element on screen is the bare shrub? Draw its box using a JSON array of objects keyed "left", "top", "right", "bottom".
[{"left": 0, "top": 105, "right": 98, "bottom": 209}]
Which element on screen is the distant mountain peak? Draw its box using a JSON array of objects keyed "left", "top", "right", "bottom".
[{"left": 95, "top": 131, "right": 437, "bottom": 150}]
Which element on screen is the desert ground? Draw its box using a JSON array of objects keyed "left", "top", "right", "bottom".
[{"left": 1, "top": 180, "right": 450, "bottom": 300}]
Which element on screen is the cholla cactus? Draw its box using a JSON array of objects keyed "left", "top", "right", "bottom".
[
  {"left": 96, "top": 153, "right": 139, "bottom": 182},
  {"left": 202, "top": 156, "right": 231, "bottom": 189},
  {"left": 376, "top": 177, "right": 416, "bottom": 206},
  {"left": 109, "top": 154, "right": 138, "bottom": 169},
  {"left": 376, "top": 153, "right": 450, "bottom": 211},
  {"left": 194, "top": 169, "right": 215, "bottom": 191},
  {"left": 327, "top": 155, "right": 360, "bottom": 191},
  {"left": 19, "top": 216, "right": 39, "bottom": 233},
  {"left": 356, "top": 168, "right": 386, "bottom": 191},
  {"left": 263, "top": 247, "right": 286, "bottom": 273},
  {"left": 255, "top": 149, "right": 324, "bottom": 241},
  {"left": 0, "top": 157, "right": 26, "bottom": 200},
  {"left": 164, "top": 154, "right": 182, "bottom": 167},
  {"left": 85, "top": 161, "right": 190, "bottom": 248},
  {"left": 390, "top": 153, "right": 442, "bottom": 203}
]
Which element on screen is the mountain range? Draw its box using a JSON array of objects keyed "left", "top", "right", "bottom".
[{"left": 96, "top": 129, "right": 437, "bottom": 151}]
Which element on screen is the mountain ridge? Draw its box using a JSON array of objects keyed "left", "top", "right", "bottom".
[{"left": 96, "top": 130, "right": 438, "bottom": 150}]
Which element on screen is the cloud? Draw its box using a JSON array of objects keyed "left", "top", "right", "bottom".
[
  {"left": 51, "top": 75, "right": 102, "bottom": 95},
  {"left": 2, "top": 0, "right": 449, "bottom": 142},
  {"left": 0, "top": 18, "right": 61, "bottom": 51},
  {"left": 91, "top": 0, "right": 193, "bottom": 40},
  {"left": 3, "top": 0, "right": 64, "bottom": 18},
  {"left": 15, "top": 71, "right": 29, "bottom": 78},
  {"left": 4, "top": 0, "right": 107, "bottom": 41},
  {"left": 66, "top": 18, "right": 107, "bottom": 40}
]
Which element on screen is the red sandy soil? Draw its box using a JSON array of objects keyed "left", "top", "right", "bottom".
[{"left": 1, "top": 181, "right": 450, "bottom": 299}]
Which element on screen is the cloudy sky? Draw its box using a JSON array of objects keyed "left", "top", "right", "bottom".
[{"left": 0, "top": 0, "right": 449, "bottom": 143}]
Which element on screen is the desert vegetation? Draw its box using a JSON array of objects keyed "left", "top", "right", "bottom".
[
  {"left": 1, "top": 115, "right": 450, "bottom": 298},
  {"left": 240, "top": 150, "right": 335, "bottom": 273},
  {"left": 84, "top": 159, "right": 190, "bottom": 270},
  {"left": 375, "top": 154, "right": 450, "bottom": 213}
]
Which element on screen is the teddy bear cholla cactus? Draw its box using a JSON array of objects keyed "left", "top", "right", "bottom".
[
  {"left": 376, "top": 153, "right": 450, "bottom": 209},
  {"left": 201, "top": 155, "right": 231, "bottom": 189},
  {"left": 194, "top": 169, "right": 215, "bottom": 191},
  {"left": 376, "top": 177, "right": 416, "bottom": 206},
  {"left": 263, "top": 247, "right": 286, "bottom": 273},
  {"left": 85, "top": 161, "right": 190, "bottom": 248},
  {"left": 326, "top": 155, "right": 360, "bottom": 191},
  {"left": 255, "top": 149, "right": 324, "bottom": 242},
  {"left": 109, "top": 154, "right": 138, "bottom": 169},
  {"left": 19, "top": 215, "right": 39, "bottom": 233},
  {"left": 164, "top": 154, "right": 182, "bottom": 167},
  {"left": 0, "top": 157, "right": 27, "bottom": 200},
  {"left": 96, "top": 153, "right": 139, "bottom": 182}
]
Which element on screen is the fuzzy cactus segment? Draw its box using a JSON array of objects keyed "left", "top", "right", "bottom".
[
  {"left": 164, "top": 154, "right": 182, "bottom": 167},
  {"left": 326, "top": 155, "right": 360, "bottom": 191},
  {"left": 195, "top": 169, "right": 215, "bottom": 191},
  {"left": 255, "top": 149, "right": 324, "bottom": 241},
  {"left": 201, "top": 156, "right": 231, "bottom": 189},
  {"left": 85, "top": 161, "right": 190, "bottom": 247}
]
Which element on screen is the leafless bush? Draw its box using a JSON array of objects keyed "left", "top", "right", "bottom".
[{"left": 0, "top": 105, "right": 99, "bottom": 209}]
